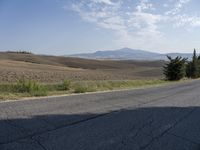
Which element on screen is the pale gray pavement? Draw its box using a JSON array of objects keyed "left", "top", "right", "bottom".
[{"left": 0, "top": 80, "right": 200, "bottom": 150}]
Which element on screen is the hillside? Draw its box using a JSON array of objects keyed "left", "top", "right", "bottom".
[
  {"left": 0, "top": 52, "right": 165, "bottom": 83},
  {"left": 0, "top": 51, "right": 166, "bottom": 69}
]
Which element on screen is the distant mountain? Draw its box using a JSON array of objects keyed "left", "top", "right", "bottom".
[{"left": 69, "top": 48, "right": 193, "bottom": 60}]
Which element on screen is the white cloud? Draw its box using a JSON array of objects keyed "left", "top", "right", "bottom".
[
  {"left": 163, "top": 3, "right": 169, "bottom": 8},
  {"left": 70, "top": 0, "right": 163, "bottom": 46},
  {"left": 173, "top": 14, "right": 200, "bottom": 27},
  {"left": 128, "top": 12, "right": 162, "bottom": 37},
  {"left": 91, "top": 0, "right": 114, "bottom": 5},
  {"left": 165, "top": 0, "right": 191, "bottom": 15},
  {"left": 71, "top": 0, "right": 125, "bottom": 31},
  {"left": 164, "top": 0, "right": 200, "bottom": 28},
  {"left": 68, "top": 0, "right": 200, "bottom": 50},
  {"left": 136, "top": 0, "right": 155, "bottom": 12}
]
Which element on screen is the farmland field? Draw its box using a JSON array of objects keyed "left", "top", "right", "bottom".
[{"left": 0, "top": 52, "right": 165, "bottom": 83}]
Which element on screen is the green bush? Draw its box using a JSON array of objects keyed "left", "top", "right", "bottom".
[
  {"left": 59, "top": 80, "right": 71, "bottom": 90},
  {"left": 163, "top": 56, "right": 187, "bottom": 81},
  {"left": 14, "top": 79, "right": 47, "bottom": 96}
]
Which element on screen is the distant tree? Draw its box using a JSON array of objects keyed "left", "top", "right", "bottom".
[
  {"left": 187, "top": 49, "right": 199, "bottom": 78},
  {"left": 197, "top": 55, "right": 200, "bottom": 77},
  {"left": 163, "top": 56, "right": 187, "bottom": 81},
  {"left": 6, "top": 50, "right": 32, "bottom": 54}
]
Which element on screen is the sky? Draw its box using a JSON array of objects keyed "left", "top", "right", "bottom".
[{"left": 0, "top": 0, "right": 200, "bottom": 55}]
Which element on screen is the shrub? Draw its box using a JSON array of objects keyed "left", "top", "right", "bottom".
[
  {"left": 59, "top": 80, "right": 71, "bottom": 90},
  {"left": 14, "top": 79, "right": 47, "bottom": 96},
  {"left": 163, "top": 56, "right": 187, "bottom": 81}
]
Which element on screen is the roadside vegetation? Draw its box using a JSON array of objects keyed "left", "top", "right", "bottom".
[
  {"left": 164, "top": 49, "right": 200, "bottom": 81},
  {"left": 0, "top": 79, "right": 171, "bottom": 100}
]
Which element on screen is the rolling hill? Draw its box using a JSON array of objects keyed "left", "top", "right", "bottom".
[
  {"left": 0, "top": 51, "right": 165, "bottom": 83},
  {"left": 0, "top": 51, "right": 165, "bottom": 69}
]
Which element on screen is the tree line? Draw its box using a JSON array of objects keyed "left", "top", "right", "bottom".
[
  {"left": 164, "top": 49, "right": 200, "bottom": 81},
  {"left": 6, "top": 50, "right": 32, "bottom": 54}
]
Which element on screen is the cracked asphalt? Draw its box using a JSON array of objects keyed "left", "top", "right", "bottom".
[{"left": 1, "top": 80, "right": 200, "bottom": 150}]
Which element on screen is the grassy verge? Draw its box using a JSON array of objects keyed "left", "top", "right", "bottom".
[{"left": 0, "top": 79, "right": 177, "bottom": 100}]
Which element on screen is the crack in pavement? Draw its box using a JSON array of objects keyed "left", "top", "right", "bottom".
[
  {"left": 31, "top": 137, "right": 48, "bottom": 150},
  {"left": 139, "top": 107, "right": 197, "bottom": 150},
  {"left": 0, "top": 113, "right": 110, "bottom": 146},
  {"left": 167, "top": 132, "right": 200, "bottom": 145},
  {"left": 120, "top": 118, "right": 154, "bottom": 148}
]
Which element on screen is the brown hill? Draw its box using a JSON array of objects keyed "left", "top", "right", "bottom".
[{"left": 0, "top": 52, "right": 165, "bottom": 83}]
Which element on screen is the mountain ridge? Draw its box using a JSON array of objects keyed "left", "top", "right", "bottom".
[{"left": 69, "top": 48, "right": 193, "bottom": 60}]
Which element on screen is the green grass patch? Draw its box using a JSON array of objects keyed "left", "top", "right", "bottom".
[
  {"left": 0, "top": 79, "right": 47, "bottom": 97},
  {"left": 0, "top": 79, "right": 175, "bottom": 100},
  {"left": 73, "top": 82, "right": 97, "bottom": 93},
  {"left": 15, "top": 79, "right": 47, "bottom": 96}
]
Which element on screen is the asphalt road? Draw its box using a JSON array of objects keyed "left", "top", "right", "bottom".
[{"left": 1, "top": 80, "right": 200, "bottom": 150}]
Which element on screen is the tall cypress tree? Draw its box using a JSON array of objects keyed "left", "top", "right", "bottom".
[
  {"left": 191, "top": 49, "right": 198, "bottom": 78},
  {"left": 197, "top": 55, "right": 200, "bottom": 77}
]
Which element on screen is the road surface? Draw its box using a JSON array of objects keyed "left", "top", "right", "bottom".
[{"left": 0, "top": 80, "right": 200, "bottom": 150}]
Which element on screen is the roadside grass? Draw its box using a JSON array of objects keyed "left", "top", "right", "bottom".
[
  {"left": 15, "top": 79, "right": 47, "bottom": 96},
  {"left": 0, "top": 79, "right": 176, "bottom": 100}
]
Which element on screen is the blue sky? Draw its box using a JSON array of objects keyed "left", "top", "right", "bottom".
[{"left": 0, "top": 0, "right": 200, "bottom": 55}]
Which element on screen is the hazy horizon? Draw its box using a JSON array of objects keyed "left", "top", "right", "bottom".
[
  {"left": 1, "top": 0, "right": 200, "bottom": 55},
  {"left": 0, "top": 47, "right": 197, "bottom": 56}
]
